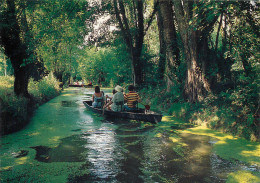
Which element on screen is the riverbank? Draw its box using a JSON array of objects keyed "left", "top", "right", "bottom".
[
  {"left": 139, "top": 85, "right": 259, "bottom": 142},
  {"left": 138, "top": 85, "right": 260, "bottom": 181},
  {"left": 0, "top": 75, "right": 62, "bottom": 135}
]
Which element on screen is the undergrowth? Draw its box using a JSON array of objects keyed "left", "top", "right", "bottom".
[
  {"left": 139, "top": 83, "right": 259, "bottom": 142},
  {"left": 0, "top": 74, "right": 61, "bottom": 135}
]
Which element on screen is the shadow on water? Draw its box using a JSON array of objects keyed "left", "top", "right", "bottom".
[
  {"left": 31, "top": 134, "right": 89, "bottom": 163},
  {"left": 61, "top": 100, "right": 79, "bottom": 107}
]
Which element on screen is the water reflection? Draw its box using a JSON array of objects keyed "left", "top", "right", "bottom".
[
  {"left": 85, "top": 126, "right": 117, "bottom": 179},
  {"left": 114, "top": 123, "right": 147, "bottom": 183},
  {"left": 1, "top": 87, "right": 256, "bottom": 183}
]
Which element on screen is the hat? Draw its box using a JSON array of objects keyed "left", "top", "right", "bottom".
[{"left": 115, "top": 85, "right": 123, "bottom": 92}]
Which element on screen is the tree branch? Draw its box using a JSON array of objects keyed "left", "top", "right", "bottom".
[{"left": 144, "top": 1, "right": 159, "bottom": 36}]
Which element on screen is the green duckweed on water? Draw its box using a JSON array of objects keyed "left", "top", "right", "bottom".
[
  {"left": 1, "top": 88, "right": 259, "bottom": 182},
  {"left": 181, "top": 125, "right": 260, "bottom": 182},
  {"left": 226, "top": 170, "right": 260, "bottom": 183},
  {"left": 156, "top": 115, "right": 260, "bottom": 182},
  {"left": 181, "top": 126, "right": 260, "bottom": 166}
]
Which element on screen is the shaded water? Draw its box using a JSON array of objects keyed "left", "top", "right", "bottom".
[{"left": 0, "top": 88, "right": 253, "bottom": 182}]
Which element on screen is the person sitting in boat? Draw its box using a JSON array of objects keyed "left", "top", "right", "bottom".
[
  {"left": 105, "top": 89, "right": 116, "bottom": 110},
  {"left": 88, "top": 80, "right": 92, "bottom": 86},
  {"left": 106, "top": 89, "right": 116, "bottom": 101},
  {"left": 103, "top": 85, "right": 124, "bottom": 112},
  {"left": 124, "top": 85, "right": 140, "bottom": 111},
  {"left": 92, "top": 86, "right": 105, "bottom": 108}
]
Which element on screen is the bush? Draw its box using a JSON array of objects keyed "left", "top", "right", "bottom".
[
  {"left": 0, "top": 74, "right": 61, "bottom": 135},
  {"left": 29, "top": 73, "right": 61, "bottom": 102},
  {"left": 0, "top": 91, "right": 28, "bottom": 121},
  {"left": 0, "top": 76, "right": 28, "bottom": 120}
]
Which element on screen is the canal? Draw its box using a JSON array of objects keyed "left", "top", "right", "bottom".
[{"left": 0, "top": 87, "right": 247, "bottom": 182}]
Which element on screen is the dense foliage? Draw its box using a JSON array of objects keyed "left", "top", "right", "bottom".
[{"left": 0, "top": 0, "right": 259, "bottom": 140}]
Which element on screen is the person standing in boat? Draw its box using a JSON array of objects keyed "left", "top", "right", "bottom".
[
  {"left": 103, "top": 85, "right": 124, "bottom": 112},
  {"left": 124, "top": 85, "right": 140, "bottom": 111},
  {"left": 92, "top": 86, "right": 105, "bottom": 108}
]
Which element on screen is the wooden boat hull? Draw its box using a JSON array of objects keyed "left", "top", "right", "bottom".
[{"left": 83, "top": 101, "right": 162, "bottom": 123}]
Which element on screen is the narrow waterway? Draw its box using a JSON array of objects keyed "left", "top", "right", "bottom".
[{"left": 0, "top": 87, "right": 248, "bottom": 182}]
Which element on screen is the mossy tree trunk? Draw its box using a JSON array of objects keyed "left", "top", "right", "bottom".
[{"left": 173, "top": 0, "right": 219, "bottom": 102}]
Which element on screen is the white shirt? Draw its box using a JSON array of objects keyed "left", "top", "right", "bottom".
[{"left": 111, "top": 92, "right": 124, "bottom": 111}]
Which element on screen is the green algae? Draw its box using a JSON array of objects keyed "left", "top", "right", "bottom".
[
  {"left": 157, "top": 115, "right": 260, "bottom": 182},
  {"left": 2, "top": 87, "right": 259, "bottom": 182},
  {"left": 182, "top": 126, "right": 260, "bottom": 166},
  {"left": 226, "top": 170, "right": 260, "bottom": 183},
  {"left": 182, "top": 126, "right": 260, "bottom": 182}
]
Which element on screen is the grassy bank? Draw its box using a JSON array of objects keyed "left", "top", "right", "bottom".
[
  {"left": 139, "top": 85, "right": 259, "bottom": 142},
  {"left": 0, "top": 75, "right": 61, "bottom": 135}
]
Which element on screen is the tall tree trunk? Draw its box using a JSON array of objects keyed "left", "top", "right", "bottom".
[
  {"left": 156, "top": 2, "right": 166, "bottom": 81},
  {"left": 173, "top": 0, "right": 213, "bottom": 102},
  {"left": 222, "top": 12, "right": 227, "bottom": 55},
  {"left": 14, "top": 67, "right": 30, "bottom": 97},
  {"left": 158, "top": 0, "right": 179, "bottom": 90},
  {"left": 134, "top": 0, "right": 144, "bottom": 86},
  {"left": 185, "top": 31, "right": 207, "bottom": 102},
  {"left": 113, "top": 0, "right": 158, "bottom": 87},
  {"left": 0, "top": 0, "right": 30, "bottom": 97}
]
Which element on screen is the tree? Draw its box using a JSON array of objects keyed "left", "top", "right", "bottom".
[
  {"left": 156, "top": 1, "right": 166, "bottom": 81},
  {"left": 228, "top": 1, "right": 258, "bottom": 79},
  {"left": 34, "top": 0, "right": 89, "bottom": 84},
  {"left": 172, "top": 0, "right": 220, "bottom": 102},
  {"left": 0, "top": 0, "right": 34, "bottom": 97},
  {"left": 0, "top": 0, "right": 89, "bottom": 96},
  {"left": 156, "top": 0, "right": 179, "bottom": 90},
  {"left": 113, "top": 0, "right": 158, "bottom": 87}
]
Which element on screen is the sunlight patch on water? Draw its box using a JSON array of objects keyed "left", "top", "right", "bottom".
[
  {"left": 155, "top": 133, "right": 162, "bottom": 137},
  {"left": 0, "top": 166, "right": 12, "bottom": 171},
  {"left": 62, "top": 93, "right": 75, "bottom": 96},
  {"left": 161, "top": 116, "right": 173, "bottom": 122},
  {"left": 48, "top": 136, "right": 61, "bottom": 143},
  {"left": 226, "top": 170, "right": 260, "bottom": 183},
  {"left": 15, "top": 156, "right": 28, "bottom": 165},
  {"left": 182, "top": 126, "right": 260, "bottom": 166},
  {"left": 26, "top": 132, "right": 40, "bottom": 136}
]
